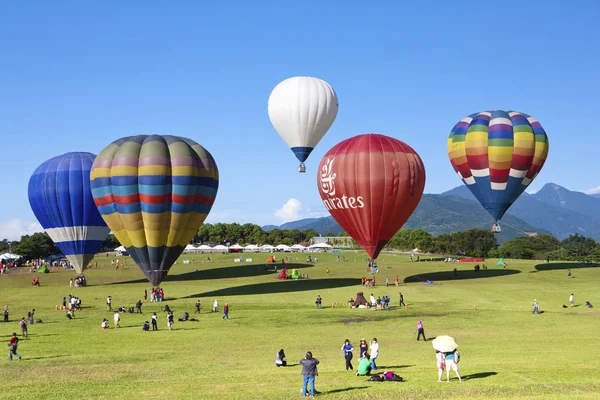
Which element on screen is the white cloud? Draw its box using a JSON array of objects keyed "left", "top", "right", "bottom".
[
  {"left": 0, "top": 219, "right": 43, "bottom": 241},
  {"left": 274, "top": 198, "right": 303, "bottom": 223},
  {"left": 584, "top": 186, "right": 600, "bottom": 195}
]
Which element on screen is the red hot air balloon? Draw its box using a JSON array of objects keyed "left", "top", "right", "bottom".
[{"left": 317, "top": 134, "right": 426, "bottom": 259}]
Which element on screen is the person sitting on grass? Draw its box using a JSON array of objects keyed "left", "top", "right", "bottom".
[
  {"left": 586, "top": 301, "right": 593, "bottom": 308},
  {"left": 101, "top": 318, "right": 108, "bottom": 329},
  {"left": 356, "top": 353, "right": 372, "bottom": 376},
  {"left": 143, "top": 321, "right": 150, "bottom": 331},
  {"left": 276, "top": 349, "right": 287, "bottom": 367}
]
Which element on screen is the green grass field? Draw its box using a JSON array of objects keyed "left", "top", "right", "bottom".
[{"left": 1, "top": 252, "right": 598, "bottom": 400}]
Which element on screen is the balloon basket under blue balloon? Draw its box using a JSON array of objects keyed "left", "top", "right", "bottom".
[{"left": 299, "top": 163, "right": 306, "bottom": 173}]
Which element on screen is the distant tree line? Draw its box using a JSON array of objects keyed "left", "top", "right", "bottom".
[{"left": 2, "top": 224, "right": 599, "bottom": 261}]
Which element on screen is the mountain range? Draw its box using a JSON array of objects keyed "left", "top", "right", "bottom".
[{"left": 263, "top": 183, "right": 600, "bottom": 243}]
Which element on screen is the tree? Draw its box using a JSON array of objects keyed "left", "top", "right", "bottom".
[{"left": 12, "top": 232, "right": 59, "bottom": 260}]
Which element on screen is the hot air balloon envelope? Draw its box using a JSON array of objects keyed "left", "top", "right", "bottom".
[
  {"left": 90, "top": 135, "right": 219, "bottom": 286},
  {"left": 317, "top": 134, "right": 426, "bottom": 259},
  {"left": 268, "top": 76, "right": 338, "bottom": 171},
  {"left": 28, "top": 152, "right": 110, "bottom": 274},
  {"left": 448, "top": 110, "right": 549, "bottom": 221}
]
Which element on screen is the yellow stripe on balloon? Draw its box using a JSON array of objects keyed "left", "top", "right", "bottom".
[
  {"left": 172, "top": 166, "right": 197, "bottom": 176},
  {"left": 144, "top": 229, "right": 168, "bottom": 248},
  {"left": 90, "top": 167, "right": 112, "bottom": 180},
  {"left": 110, "top": 166, "right": 138, "bottom": 176},
  {"left": 466, "top": 131, "right": 488, "bottom": 141},
  {"left": 138, "top": 165, "right": 171, "bottom": 176},
  {"left": 113, "top": 230, "right": 132, "bottom": 248}
]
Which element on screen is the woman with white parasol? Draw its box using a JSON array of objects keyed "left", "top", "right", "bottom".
[{"left": 432, "top": 336, "right": 462, "bottom": 383}]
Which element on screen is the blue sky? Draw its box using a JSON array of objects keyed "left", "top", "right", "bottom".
[{"left": 1, "top": 0, "right": 599, "bottom": 240}]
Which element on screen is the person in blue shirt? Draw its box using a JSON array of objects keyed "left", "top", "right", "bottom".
[{"left": 341, "top": 339, "right": 354, "bottom": 371}]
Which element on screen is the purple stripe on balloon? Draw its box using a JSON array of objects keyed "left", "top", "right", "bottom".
[
  {"left": 139, "top": 155, "right": 170, "bottom": 166},
  {"left": 456, "top": 122, "right": 470, "bottom": 129},
  {"left": 170, "top": 155, "right": 196, "bottom": 167},
  {"left": 92, "top": 158, "right": 114, "bottom": 169},
  {"left": 530, "top": 122, "right": 542, "bottom": 129},
  {"left": 112, "top": 156, "right": 139, "bottom": 167},
  {"left": 475, "top": 114, "right": 491, "bottom": 121},
  {"left": 511, "top": 114, "right": 527, "bottom": 121},
  {"left": 488, "top": 123, "right": 513, "bottom": 132}
]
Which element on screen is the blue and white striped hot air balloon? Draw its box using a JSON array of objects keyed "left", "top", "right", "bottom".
[{"left": 28, "top": 152, "right": 110, "bottom": 274}]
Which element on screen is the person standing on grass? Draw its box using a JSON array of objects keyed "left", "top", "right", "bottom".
[
  {"left": 435, "top": 350, "right": 445, "bottom": 382},
  {"left": 8, "top": 333, "right": 21, "bottom": 361},
  {"left": 533, "top": 299, "right": 540, "bottom": 314},
  {"left": 370, "top": 338, "right": 379, "bottom": 371},
  {"left": 167, "top": 312, "right": 174, "bottom": 330},
  {"left": 399, "top": 293, "right": 405, "bottom": 307},
  {"left": 567, "top": 269, "right": 572, "bottom": 278},
  {"left": 136, "top": 300, "right": 143, "bottom": 313},
  {"left": 212, "top": 299, "right": 218, "bottom": 313},
  {"left": 417, "top": 320, "right": 426, "bottom": 341},
  {"left": 395, "top": 276, "right": 399, "bottom": 286},
  {"left": 222, "top": 303, "right": 229, "bottom": 320},
  {"left": 144, "top": 289, "right": 148, "bottom": 301},
  {"left": 300, "top": 351, "right": 319, "bottom": 397},
  {"left": 359, "top": 339, "right": 368, "bottom": 358},
  {"left": 107, "top": 296, "right": 112, "bottom": 311},
  {"left": 20, "top": 317, "right": 28, "bottom": 338},
  {"left": 341, "top": 339, "right": 354, "bottom": 371},
  {"left": 570, "top": 293, "right": 574, "bottom": 307},
  {"left": 195, "top": 300, "right": 201, "bottom": 314},
  {"left": 444, "top": 350, "right": 462, "bottom": 382},
  {"left": 113, "top": 311, "right": 120, "bottom": 328},
  {"left": 151, "top": 313, "right": 158, "bottom": 331},
  {"left": 3, "top": 305, "right": 8, "bottom": 322}
]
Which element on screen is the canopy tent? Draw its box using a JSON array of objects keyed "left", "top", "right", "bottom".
[
  {"left": 276, "top": 244, "right": 291, "bottom": 251},
  {"left": 184, "top": 244, "right": 197, "bottom": 253},
  {"left": 308, "top": 243, "right": 332, "bottom": 249},
  {"left": 0, "top": 253, "right": 22, "bottom": 260},
  {"left": 197, "top": 244, "right": 212, "bottom": 250},
  {"left": 291, "top": 244, "right": 307, "bottom": 252},
  {"left": 213, "top": 245, "right": 229, "bottom": 252},
  {"left": 244, "top": 244, "right": 260, "bottom": 252},
  {"left": 260, "top": 244, "right": 275, "bottom": 252},
  {"left": 229, "top": 244, "right": 243, "bottom": 250},
  {"left": 114, "top": 245, "right": 126, "bottom": 252}
]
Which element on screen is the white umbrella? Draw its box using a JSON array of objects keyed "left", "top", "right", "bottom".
[{"left": 432, "top": 336, "right": 458, "bottom": 353}]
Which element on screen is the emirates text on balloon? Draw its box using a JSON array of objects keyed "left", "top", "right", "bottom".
[{"left": 321, "top": 195, "right": 365, "bottom": 211}]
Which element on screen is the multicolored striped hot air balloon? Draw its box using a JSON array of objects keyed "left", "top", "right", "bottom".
[
  {"left": 447, "top": 110, "right": 549, "bottom": 229},
  {"left": 28, "top": 152, "right": 110, "bottom": 274},
  {"left": 90, "top": 135, "right": 219, "bottom": 286}
]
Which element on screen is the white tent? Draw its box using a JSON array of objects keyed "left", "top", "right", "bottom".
[
  {"left": 309, "top": 243, "right": 332, "bottom": 248},
  {"left": 114, "top": 245, "right": 126, "bottom": 252},
  {"left": 291, "top": 244, "right": 307, "bottom": 252},
  {"left": 244, "top": 244, "right": 260, "bottom": 252},
  {"left": 0, "top": 253, "right": 21, "bottom": 260},
  {"left": 213, "top": 245, "right": 228, "bottom": 252},
  {"left": 229, "top": 244, "right": 243, "bottom": 250},
  {"left": 197, "top": 244, "right": 212, "bottom": 250},
  {"left": 276, "top": 244, "right": 291, "bottom": 252},
  {"left": 260, "top": 244, "right": 274, "bottom": 252},
  {"left": 184, "top": 244, "right": 197, "bottom": 253}
]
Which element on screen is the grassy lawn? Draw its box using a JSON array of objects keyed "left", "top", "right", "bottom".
[{"left": 0, "top": 252, "right": 598, "bottom": 399}]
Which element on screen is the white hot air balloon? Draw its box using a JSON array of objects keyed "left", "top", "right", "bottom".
[{"left": 268, "top": 76, "right": 338, "bottom": 173}]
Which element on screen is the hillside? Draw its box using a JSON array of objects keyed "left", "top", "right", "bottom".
[
  {"left": 442, "top": 184, "right": 600, "bottom": 241},
  {"left": 264, "top": 194, "right": 549, "bottom": 243}
]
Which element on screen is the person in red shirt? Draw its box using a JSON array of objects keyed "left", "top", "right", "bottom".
[
  {"left": 222, "top": 303, "right": 229, "bottom": 320},
  {"left": 8, "top": 332, "right": 21, "bottom": 361}
]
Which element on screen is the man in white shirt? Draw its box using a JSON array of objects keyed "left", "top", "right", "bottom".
[
  {"left": 370, "top": 338, "right": 379, "bottom": 370},
  {"left": 113, "top": 311, "right": 120, "bottom": 328}
]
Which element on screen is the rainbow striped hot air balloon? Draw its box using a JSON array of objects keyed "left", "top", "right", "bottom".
[
  {"left": 447, "top": 110, "right": 549, "bottom": 227},
  {"left": 28, "top": 152, "right": 110, "bottom": 274},
  {"left": 90, "top": 135, "right": 218, "bottom": 286}
]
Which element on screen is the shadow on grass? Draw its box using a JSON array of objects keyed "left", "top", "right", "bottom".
[
  {"left": 462, "top": 372, "right": 497, "bottom": 380},
  {"left": 183, "top": 278, "right": 360, "bottom": 298},
  {"left": 404, "top": 269, "right": 520, "bottom": 283},
  {"left": 106, "top": 263, "right": 314, "bottom": 285},
  {"left": 326, "top": 386, "right": 368, "bottom": 394},
  {"left": 534, "top": 262, "right": 600, "bottom": 272},
  {"left": 24, "top": 355, "right": 68, "bottom": 361},
  {"left": 377, "top": 364, "right": 414, "bottom": 369}
]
